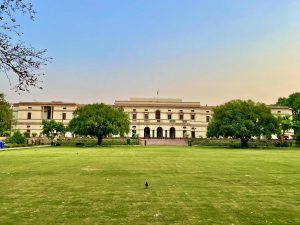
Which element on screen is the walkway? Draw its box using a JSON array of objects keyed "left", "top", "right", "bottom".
[{"left": 0, "top": 145, "right": 51, "bottom": 151}]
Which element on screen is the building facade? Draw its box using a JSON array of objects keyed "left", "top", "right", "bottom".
[
  {"left": 115, "top": 98, "right": 213, "bottom": 138},
  {"left": 12, "top": 101, "right": 78, "bottom": 136},
  {"left": 11, "top": 99, "right": 294, "bottom": 139}
]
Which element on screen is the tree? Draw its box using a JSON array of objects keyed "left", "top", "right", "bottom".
[
  {"left": 276, "top": 92, "right": 300, "bottom": 137},
  {"left": 42, "top": 120, "right": 64, "bottom": 144},
  {"left": 294, "top": 120, "right": 300, "bottom": 145},
  {"left": 277, "top": 115, "right": 293, "bottom": 139},
  {"left": 207, "top": 100, "right": 279, "bottom": 147},
  {"left": 276, "top": 92, "right": 300, "bottom": 118},
  {"left": 0, "top": 93, "right": 12, "bottom": 136},
  {"left": 68, "top": 103, "right": 130, "bottom": 145},
  {"left": 0, "top": 0, "right": 50, "bottom": 91}
]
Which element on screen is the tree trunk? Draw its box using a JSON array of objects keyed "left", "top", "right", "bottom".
[
  {"left": 97, "top": 136, "right": 103, "bottom": 145},
  {"left": 240, "top": 137, "right": 249, "bottom": 148}
]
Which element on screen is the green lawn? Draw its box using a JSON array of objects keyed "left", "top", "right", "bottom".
[{"left": 1, "top": 146, "right": 300, "bottom": 225}]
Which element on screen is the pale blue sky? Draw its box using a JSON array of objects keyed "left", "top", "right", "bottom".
[{"left": 1, "top": 0, "right": 300, "bottom": 105}]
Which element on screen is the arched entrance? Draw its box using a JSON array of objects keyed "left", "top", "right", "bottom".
[
  {"left": 144, "top": 127, "right": 150, "bottom": 138},
  {"left": 157, "top": 127, "right": 163, "bottom": 139},
  {"left": 170, "top": 127, "right": 176, "bottom": 139}
]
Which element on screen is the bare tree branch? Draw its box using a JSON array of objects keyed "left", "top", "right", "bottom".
[{"left": 0, "top": 0, "right": 51, "bottom": 92}]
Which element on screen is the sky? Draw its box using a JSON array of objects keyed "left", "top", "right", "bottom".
[{"left": 1, "top": 0, "right": 300, "bottom": 105}]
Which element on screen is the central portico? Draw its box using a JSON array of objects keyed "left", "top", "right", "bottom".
[{"left": 114, "top": 98, "right": 213, "bottom": 139}]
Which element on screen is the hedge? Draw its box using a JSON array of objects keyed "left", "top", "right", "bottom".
[{"left": 189, "top": 138, "right": 295, "bottom": 148}]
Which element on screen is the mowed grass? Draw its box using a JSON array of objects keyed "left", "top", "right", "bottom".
[{"left": 1, "top": 146, "right": 300, "bottom": 225}]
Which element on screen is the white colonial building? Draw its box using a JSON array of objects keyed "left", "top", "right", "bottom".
[
  {"left": 11, "top": 98, "right": 294, "bottom": 139},
  {"left": 115, "top": 98, "right": 213, "bottom": 139},
  {"left": 12, "top": 101, "right": 78, "bottom": 136}
]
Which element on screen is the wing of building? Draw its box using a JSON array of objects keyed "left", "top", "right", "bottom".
[
  {"left": 12, "top": 101, "right": 78, "bottom": 136},
  {"left": 11, "top": 99, "right": 293, "bottom": 139}
]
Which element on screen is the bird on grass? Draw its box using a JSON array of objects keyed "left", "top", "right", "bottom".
[{"left": 145, "top": 181, "right": 149, "bottom": 188}]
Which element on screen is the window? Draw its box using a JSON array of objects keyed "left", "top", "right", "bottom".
[
  {"left": 27, "top": 112, "right": 32, "bottom": 119},
  {"left": 28, "top": 107, "right": 32, "bottom": 109},
  {"left": 144, "top": 113, "right": 149, "bottom": 120},
  {"left": 179, "top": 113, "right": 184, "bottom": 120},
  {"left": 168, "top": 109, "right": 171, "bottom": 112},
  {"left": 62, "top": 113, "right": 66, "bottom": 120},
  {"left": 168, "top": 114, "right": 172, "bottom": 120},
  {"left": 144, "top": 109, "right": 148, "bottom": 111},
  {"left": 180, "top": 110, "right": 183, "bottom": 112},
  {"left": 277, "top": 111, "right": 281, "bottom": 113},
  {"left": 27, "top": 125, "right": 31, "bottom": 128},
  {"left": 206, "top": 116, "right": 210, "bottom": 123},
  {"left": 206, "top": 110, "right": 210, "bottom": 113},
  {"left": 43, "top": 106, "right": 52, "bottom": 120},
  {"left": 133, "top": 109, "right": 136, "bottom": 112},
  {"left": 63, "top": 107, "right": 67, "bottom": 110},
  {"left": 155, "top": 110, "right": 161, "bottom": 120},
  {"left": 132, "top": 113, "right": 137, "bottom": 120},
  {"left": 191, "top": 131, "right": 195, "bottom": 138},
  {"left": 191, "top": 114, "right": 195, "bottom": 120},
  {"left": 191, "top": 110, "right": 194, "bottom": 112}
]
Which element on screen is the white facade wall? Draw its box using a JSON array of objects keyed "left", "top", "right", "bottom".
[
  {"left": 12, "top": 102, "right": 77, "bottom": 136},
  {"left": 11, "top": 99, "right": 294, "bottom": 139},
  {"left": 115, "top": 99, "right": 212, "bottom": 138}
]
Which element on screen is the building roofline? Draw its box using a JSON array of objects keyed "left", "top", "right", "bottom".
[
  {"left": 268, "top": 105, "right": 292, "bottom": 110},
  {"left": 13, "top": 101, "right": 78, "bottom": 107}
]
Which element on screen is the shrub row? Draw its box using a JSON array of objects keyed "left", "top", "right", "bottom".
[
  {"left": 189, "top": 138, "right": 295, "bottom": 148},
  {"left": 58, "top": 138, "right": 140, "bottom": 147}
]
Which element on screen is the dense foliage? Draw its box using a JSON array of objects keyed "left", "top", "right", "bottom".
[
  {"left": 190, "top": 138, "right": 293, "bottom": 148},
  {"left": 7, "top": 130, "right": 25, "bottom": 144},
  {"left": 58, "top": 138, "right": 140, "bottom": 147},
  {"left": 276, "top": 92, "right": 300, "bottom": 118},
  {"left": 0, "top": 93, "right": 11, "bottom": 136},
  {"left": 277, "top": 115, "right": 293, "bottom": 139},
  {"left": 68, "top": 103, "right": 130, "bottom": 145},
  {"left": 276, "top": 92, "right": 300, "bottom": 143},
  {"left": 42, "top": 120, "right": 64, "bottom": 144},
  {"left": 207, "top": 100, "right": 279, "bottom": 147}
]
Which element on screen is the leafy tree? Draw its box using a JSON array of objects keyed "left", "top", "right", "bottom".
[
  {"left": 68, "top": 103, "right": 130, "bottom": 145},
  {"left": 8, "top": 130, "right": 25, "bottom": 144},
  {"left": 0, "top": 0, "right": 50, "bottom": 91},
  {"left": 42, "top": 120, "right": 64, "bottom": 144},
  {"left": 0, "top": 93, "right": 12, "bottom": 136},
  {"left": 277, "top": 115, "right": 293, "bottom": 139},
  {"left": 276, "top": 92, "right": 300, "bottom": 118},
  {"left": 207, "top": 100, "right": 279, "bottom": 147},
  {"left": 292, "top": 120, "right": 300, "bottom": 146},
  {"left": 276, "top": 92, "right": 300, "bottom": 137}
]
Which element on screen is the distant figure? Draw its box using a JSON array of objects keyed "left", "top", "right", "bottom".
[{"left": 145, "top": 181, "right": 149, "bottom": 188}]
